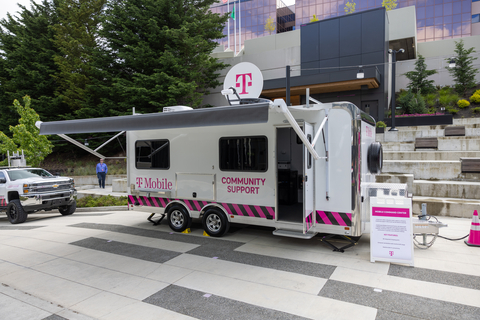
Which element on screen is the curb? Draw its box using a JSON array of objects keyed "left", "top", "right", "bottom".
[{"left": 75, "top": 206, "right": 129, "bottom": 212}]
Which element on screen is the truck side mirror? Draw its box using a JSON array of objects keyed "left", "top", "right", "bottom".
[{"left": 0, "top": 178, "right": 6, "bottom": 184}]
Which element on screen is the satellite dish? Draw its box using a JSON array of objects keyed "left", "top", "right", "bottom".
[{"left": 223, "top": 62, "right": 264, "bottom": 104}]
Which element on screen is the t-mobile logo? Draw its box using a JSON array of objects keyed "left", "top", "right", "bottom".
[
  {"left": 389, "top": 251, "right": 394, "bottom": 256},
  {"left": 236, "top": 73, "right": 253, "bottom": 95}
]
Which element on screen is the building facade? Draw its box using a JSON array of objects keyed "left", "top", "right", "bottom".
[{"left": 210, "top": 0, "right": 480, "bottom": 52}]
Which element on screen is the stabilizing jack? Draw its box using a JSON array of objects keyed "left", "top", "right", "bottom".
[
  {"left": 320, "top": 235, "right": 359, "bottom": 253},
  {"left": 147, "top": 212, "right": 165, "bottom": 226}
]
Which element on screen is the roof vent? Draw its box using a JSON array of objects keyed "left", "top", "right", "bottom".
[{"left": 163, "top": 106, "right": 193, "bottom": 113}]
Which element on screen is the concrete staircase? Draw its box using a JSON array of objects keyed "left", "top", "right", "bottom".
[{"left": 376, "top": 118, "right": 480, "bottom": 218}]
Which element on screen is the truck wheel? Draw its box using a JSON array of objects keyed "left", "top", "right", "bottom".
[
  {"left": 367, "top": 142, "right": 383, "bottom": 174},
  {"left": 7, "top": 200, "right": 28, "bottom": 224},
  {"left": 167, "top": 205, "right": 191, "bottom": 232},
  {"left": 202, "top": 208, "right": 229, "bottom": 237},
  {"left": 59, "top": 200, "right": 76, "bottom": 216}
]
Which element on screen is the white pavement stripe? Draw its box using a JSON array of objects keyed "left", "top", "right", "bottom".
[
  {"left": 0, "top": 268, "right": 101, "bottom": 308},
  {"left": 173, "top": 271, "right": 377, "bottom": 320},
  {"left": 165, "top": 253, "right": 327, "bottom": 295},
  {"left": 101, "top": 301, "right": 197, "bottom": 320},
  {"left": 330, "top": 267, "right": 480, "bottom": 308},
  {"left": 31, "top": 257, "right": 169, "bottom": 301}
]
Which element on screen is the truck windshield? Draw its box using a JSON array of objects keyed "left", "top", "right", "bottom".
[{"left": 7, "top": 169, "right": 53, "bottom": 181}]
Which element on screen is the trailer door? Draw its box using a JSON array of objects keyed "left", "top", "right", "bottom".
[{"left": 303, "top": 122, "right": 315, "bottom": 234}]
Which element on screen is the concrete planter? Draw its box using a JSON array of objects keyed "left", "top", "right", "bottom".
[{"left": 385, "top": 114, "right": 453, "bottom": 127}]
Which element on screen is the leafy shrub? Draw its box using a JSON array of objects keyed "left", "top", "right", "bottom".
[
  {"left": 473, "top": 107, "right": 480, "bottom": 113},
  {"left": 397, "top": 90, "right": 427, "bottom": 114},
  {"left": 447, "top": 107, "right": 459, "bottom": 115},
  {"left": 376, "top": 121, "right": 386, "bottom": 128},
  {"left": 470, "top": 93, "right": 480, "bottom": 104},
  {"left": 438, "top": 86, "right": 452, "bottom": 95},
  {"left": 424, "top": 93, "right": 437, "bottom": 107},
  {"left": 439, "top": 94, "right": 459, "bottom": 107},
  {"left": 76, "top": 195, "right": 128, "bottom": 207},
  {"left": 457, "top": 99, "right": 470, "bottom": 108}
]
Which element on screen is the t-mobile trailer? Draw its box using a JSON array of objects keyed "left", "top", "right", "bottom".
[{"left": 38, "top": 99, "right": 387, "bottom": 244}]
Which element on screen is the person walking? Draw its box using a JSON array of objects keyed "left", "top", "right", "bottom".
[{"left": 96, "top": 158, "right": 108, "bottom": 189}]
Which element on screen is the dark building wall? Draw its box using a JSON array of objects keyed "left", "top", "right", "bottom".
[{"left": 299, "top": 8, "right": 389, "bottom": 120}]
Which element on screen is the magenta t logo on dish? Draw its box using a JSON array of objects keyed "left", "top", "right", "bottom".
[{"left": 236, "top": 73, "right": 253, "bottom": 94}]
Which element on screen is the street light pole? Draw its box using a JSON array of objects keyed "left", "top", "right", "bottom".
[{"left": 388, "top": 48, "right": 404, "bottom": 132}]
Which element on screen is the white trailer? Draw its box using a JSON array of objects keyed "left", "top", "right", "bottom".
[{"left": 39, "top": 98, "right": 389, "bottom": 250}]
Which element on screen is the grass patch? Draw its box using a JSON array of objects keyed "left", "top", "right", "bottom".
[{"left": 77, "top": 195, "right": 128, "bottom": 207}]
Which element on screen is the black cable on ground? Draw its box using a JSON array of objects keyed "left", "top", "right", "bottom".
[
  {"left": 438, "top": 234, "right": 469, "bottom": 241},
  {"left": 417, "top": 214, "right": 470, "bottom": 241}
]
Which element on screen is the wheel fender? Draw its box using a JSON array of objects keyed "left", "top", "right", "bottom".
[
  {"left": 201, "top": 204, "right": 231, "bottom": 222},
  {"left": 165, "top": 201, "right": 191, "bottom": 217}
]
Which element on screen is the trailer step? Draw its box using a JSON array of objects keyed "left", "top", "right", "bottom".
[{"left": 272, "top": 229, "right": 316, "bottom": 239}]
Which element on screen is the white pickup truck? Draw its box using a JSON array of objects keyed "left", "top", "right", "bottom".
[{"left": 0, "top": 166, "right": 77, "bottom": 224}]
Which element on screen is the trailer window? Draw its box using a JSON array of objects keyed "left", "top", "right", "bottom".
[
  {"left": 219, "top": 136, "right": 267, "bottom": 172},
  {"left": 135, "top": 140, "right": 170, "bottom": 169}
]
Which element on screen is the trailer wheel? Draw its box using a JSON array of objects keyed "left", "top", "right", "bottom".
[
  {"left": 367, "top": 142, "right": 383, "bottom": 174},
  {"left": 202, "top": 209, "right": 229, "bottom": 237},
  {"left": 167, "top": 205, "right": 192, "bottom": 232},
  {"left": 7, "top": 200, "right": 28, "bottom": 224},
  {"left": 59, "top": 200, "right": 76, "bottom": 216}
]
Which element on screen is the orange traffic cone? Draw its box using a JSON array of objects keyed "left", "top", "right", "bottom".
[{"left": 465, "top": 210, "right": 480, "bottom": 247}]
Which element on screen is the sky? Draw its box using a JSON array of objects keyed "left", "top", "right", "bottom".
[{"left": 1, "top": 0, "right": 44, "bottom": 21}]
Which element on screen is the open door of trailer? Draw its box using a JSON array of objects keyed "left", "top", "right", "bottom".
[{"left": 303, "top": 122, "right": 315, "bottom": 234}]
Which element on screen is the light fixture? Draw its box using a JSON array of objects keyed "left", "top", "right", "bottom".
[
  {"left": 357, "top": 66, "right": 364, "bottom": 79},
  {"left": 449, "top": 58, "right": 456, "bottom": 68},
  {"left": 84, "top": 139, "right": 89, "bottom": 146}
]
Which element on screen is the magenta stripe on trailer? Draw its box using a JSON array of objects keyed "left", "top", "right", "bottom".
[
  {"left": 143, "top": 196, "right": 151, "bottom": 206},
  {"left": 202, "top": 201, "right": 209, "bottom": 206},
  {"left": 254, "top": 206, "right": 266, "bottom": 218},
  {"left": 184, "top": 200, "right": 193, "bottom": 211},
  {"left": 346, "top": 213, "right": 352, "bottom": 221},
  {"left": 193, "top": 200, "right": 202, "bottom": 211},
  {"left": 318, "top": 211, "right": 332, "bottom": 225},
  {"left": 151, "top": 197, "right": 160, "bottom": 207},
  {"left": 160, "top": 198, "right": 168, "bottom": 207},
  {"left": 232, "top": 203, "right": 244, "bottom": 216},
  {"left": 136, "top": 196, "right": 144, "bottom": 206},
  {"left": 331, "top": 212, "right": 347, "bottom": 226},
  {"left": 243, "top": 205, "right": 255, "bottom": 217},
  {"left": 128, "top": 195, "right": 135, "bottom": 204},
  {"left": 222, "top": 203, "right": 233, "bottom": 215},
  {"left": 266, "top": 207, "right": 275, "bottom": 219}
]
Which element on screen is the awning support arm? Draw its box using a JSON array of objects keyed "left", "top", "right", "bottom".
[
  {"left": 57, "top": 134, "right": 106, "bottom": 159},
  {"left": 270, "top": 99, "right": 325, "bottom": 160}
]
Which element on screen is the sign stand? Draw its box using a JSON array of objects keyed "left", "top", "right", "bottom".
[{"left": 370, "top": 194, "right": 414, "bottom": 266}]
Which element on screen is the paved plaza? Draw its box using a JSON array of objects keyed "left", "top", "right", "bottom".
[{"left": 0, "top": 209, "right": 479, "bottom": 320}]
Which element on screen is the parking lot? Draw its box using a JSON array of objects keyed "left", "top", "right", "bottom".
[{"left": 0, "top": 209, "right": 479, "bottom": 320}]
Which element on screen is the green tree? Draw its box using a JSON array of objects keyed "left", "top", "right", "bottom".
[
  {"left": 344, "top": 1, "right": 356, "bottom": 14},
  {"left": 52, "top": 0, "right": 106, "bottom": 113},
  {"left": 0, "top": 0, "right": 65, "bottom": 133},
  {"left": 404, "top": 55, "right": 437, "bottom": 94},
  {"left": 0, "top": 96, "right": 53, "bottom": 167},
  {"left": 94, "top": 0, "right": 229, "bottom": 114},
  {"left": 447, "top": 39, "right": 478, "bottom": 94},
  {"left": 310, "top": 14, "right": 319, "bottom": 22},
  {"left": 382, "top": 0, "right": 397, "bottom": 11},
  {"left": 265, "top": 16, "right": 275, "bottom": 34}
]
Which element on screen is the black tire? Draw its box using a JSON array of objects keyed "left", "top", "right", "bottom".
[
  {"left": 367, "top": 142, "right": 383, "bottom": 174},
  {"left": 7, "top": 199, "right": 28, "bottom": 224},
  {"left": 202, "top": 208, "right": 229, "bottom": 237},
  {"left": 59, "top": 200, "right": 76, "bottom": 216},
  {"left": 167, "top": 205, "right": 192, "bottom": 232}
]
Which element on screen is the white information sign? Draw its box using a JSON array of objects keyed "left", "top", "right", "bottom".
[{"left": 370, "top": 197, "right": 414, "bottom": 266}]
